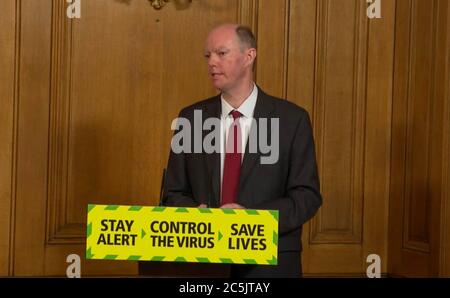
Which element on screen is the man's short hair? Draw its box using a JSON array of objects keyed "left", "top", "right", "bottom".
[{"left": 236, "top": 26, "right": 257, "bottom": 50}]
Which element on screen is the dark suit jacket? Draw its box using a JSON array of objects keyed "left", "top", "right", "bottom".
[{"left": 162, "top": 87, "right": 322, "bottom": 252}]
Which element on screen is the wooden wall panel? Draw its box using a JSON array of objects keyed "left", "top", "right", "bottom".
[
  {"left": 310, "top": 0, "right": 367, "bottom": 244},
  {"left": 428, "top": 0, "right": 449, "bottom": 276},
  {"left": 0, "top": 0, "right": 16, "bottom": 276},
  {"left": 3, "top": 0, "right": 448, "bottom": 277},
  {"left": 402, "top": 0, "right": 436, "bottom": 252},
  {"left": 14, "top": 0, "right": 52, "bottom": 276},
  {"left": 286, "top": 0, "right": 316, "bottom": 114},
  {"left": 12, "top": 0, "right": 249, "bottom": 276},
  {"left": 256, "top": 0, "right": 289, "bottom": 97},
  {"left": 363, "top": 0, "right": 395, "bottom": 275},
  {"left": 441, "top": 0, "right": 450, "bottom": 276},
  {"left": 288, "top": 0, "right": 393, "bottom": 274},
  {"left": 389, "top": 0, "right": 450, "bottom": 277},
  {"left": 237, "top": 0, "right": 258, "bottom": 31}
]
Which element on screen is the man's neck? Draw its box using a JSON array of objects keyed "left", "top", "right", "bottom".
[{"left": 221, "top": 81, "right": 255, "bottom": 109}]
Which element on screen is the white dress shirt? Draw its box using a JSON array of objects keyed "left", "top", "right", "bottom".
[{"left": 220, "top": 84, "right": 258, "bottom": 196}]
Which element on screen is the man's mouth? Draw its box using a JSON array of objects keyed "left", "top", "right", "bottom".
[{"left": 211, "top": 73, "right": 223, "bottom": 78}]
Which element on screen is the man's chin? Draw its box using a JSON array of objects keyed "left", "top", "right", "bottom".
[{"left": 212, "top": 82, "right": 224, "bottom": 92}]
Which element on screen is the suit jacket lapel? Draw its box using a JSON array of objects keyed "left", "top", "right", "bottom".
[
  {"left": 238, "top": 89, "right": 275, "bottom": 201},
  {"left": 203, "top": 96, "right": 221, "bottom": 207}
]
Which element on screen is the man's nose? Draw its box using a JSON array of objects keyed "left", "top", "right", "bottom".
[{"left": 207, "top": 54, "right": 218, "bottom": 68}]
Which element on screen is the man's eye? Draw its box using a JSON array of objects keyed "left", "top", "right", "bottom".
[
  {"left": 218, "top": 51, "right": 226, "bottom": 56},
  {"left": 204, "top": 54, "right": 210, "bottom": 59}
]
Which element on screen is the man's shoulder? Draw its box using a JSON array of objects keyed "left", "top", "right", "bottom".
[
  {"left": 260, "top": 90, "right": 309, "bottom": 120},
  {"left": 178, "top": 95, "right": 220, "bottom": 116}
]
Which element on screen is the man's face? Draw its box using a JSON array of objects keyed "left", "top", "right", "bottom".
[{"left": 204, "top": 27, "right": 248, "bottom": 92}]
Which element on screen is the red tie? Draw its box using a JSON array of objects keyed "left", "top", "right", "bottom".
[{"left": 221, "top": 110, "right": 242, "bottom": 206}]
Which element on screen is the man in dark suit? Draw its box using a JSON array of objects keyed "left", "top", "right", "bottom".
[{"left": 162, "top": 24, "right": 322, "bottom": 277}]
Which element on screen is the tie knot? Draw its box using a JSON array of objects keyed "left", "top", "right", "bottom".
[{"left": 230, "top": 110, "right": 242, "bottom": 120}]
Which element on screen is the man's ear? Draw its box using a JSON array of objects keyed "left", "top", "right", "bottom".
[{"left": 245, "top": 48, "right": 257, "bottom": 67}]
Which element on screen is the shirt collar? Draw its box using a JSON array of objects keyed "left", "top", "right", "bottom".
[{"left": 221, "top": 83, "right": 258, "bottom": 118}]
